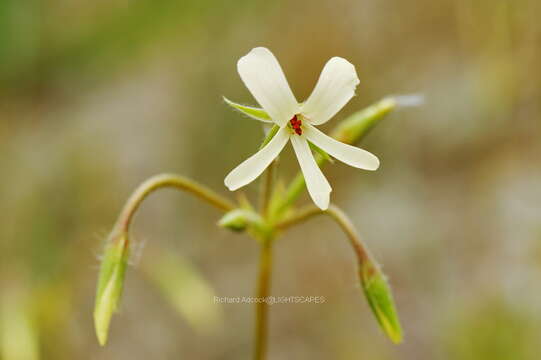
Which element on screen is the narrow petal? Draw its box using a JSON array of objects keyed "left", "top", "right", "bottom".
[
  {"left": 237, "top": 47, "right": 299, "bottom": 126},
  {"left": 224, "top": 127, "right": 289, "bottom": 191},
  {"left": 301, "top": 57, "right": 360, "bottom": 125},
  {"left": 290, "top": 135, "right": 332, "bottom": 210},
  {"left": 223, "top": 97, "right": 272, "bottom": 123},
  {"left": 305, "top": 124, "right": 379, "bottom": 170}
]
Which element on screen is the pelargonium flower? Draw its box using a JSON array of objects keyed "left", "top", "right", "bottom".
[{"left": 224, "top": 47, "right": 379, "bottom": 210}]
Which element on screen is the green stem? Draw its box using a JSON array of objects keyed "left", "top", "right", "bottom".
[
  {"left": 276, "top": 204, "right": 372, "bottom": 264},
  {"left": 259, "top": 161, "right": 275, "bottom": 218},
  {"left": 116, "top": 173, "right": 235, "bottom": 234},
  {"left": 275, "top": 204, "right": 323, "bottom": 231},
  {"left": 325, "top": 205, "right": 372, "bottom": 263},
  {"left": 277, "top": 205, "right": 403, "bottom": 343},
  {"left": 254, "top": 236, "right": 273, "bottom": 360}
]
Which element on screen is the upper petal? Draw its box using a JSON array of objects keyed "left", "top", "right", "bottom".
[
  {"left": 304, "top": 124, "right": 379, "bottom": 170},
  {"left": 224, "top": 126, "right": 289, "bottom": 191},
  {"left": 237, "top": 47, "right": 299, "bottom": 126},
  {"left": 290, "top": 135, "right": 332, "bottom": 210},
  {"left": 301, "top": 57, "right": 360, "bottom": 125}
]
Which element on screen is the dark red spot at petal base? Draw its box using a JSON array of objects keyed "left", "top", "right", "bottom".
[{"left": 290, "top": 115, "right": 303, "bottom": 135}]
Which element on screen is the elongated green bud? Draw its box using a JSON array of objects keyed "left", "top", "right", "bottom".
[
  {"left": 94, "top": 230, "right": 129, "bottom": 346},
  {"left": 360, "top": 259, "right": 403, "bottom": 344},
  {"left": 332, "top": 98, "right": 396, "bottom": 144},
  {"left": 332, "top": 94, "right": 423, "bottom": 145}
]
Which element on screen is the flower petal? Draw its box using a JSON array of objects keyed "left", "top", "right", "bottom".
[
  {"left": 224, "top": 126, "right": 289, "bottom": 191},
  {"left": 237, "top": 47, "right": 299, "bottom": 126},
  {"left": 223, "top": 97, "right": 272, "bottom": 123},
  {"left": 304, "top": 124, "right": 379, "bottom": 170},
  {"left": 290, "top": 135, "right": 332, "bottom": 210},
  {"left": 301, "top": 57, "right": 360, "bottom": 125}
]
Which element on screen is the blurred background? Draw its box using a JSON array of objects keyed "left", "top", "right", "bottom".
[{"left": 1, "top": 0, "right": 541, "bottom": 359}]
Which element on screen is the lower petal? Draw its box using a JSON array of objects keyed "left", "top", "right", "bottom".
[
  {"left": 224, "top": 127, "right": 289, "bottom": 191},
  {"left": 304, "top": 124, "right": 380, "bottom": 171},
  {"left": 290, "top": 135, "right": 332, "bottom": 210}
]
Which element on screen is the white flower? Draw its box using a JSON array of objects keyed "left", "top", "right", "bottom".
[{"left": 224, "top": 47, "right": 379, "bottom": 210}]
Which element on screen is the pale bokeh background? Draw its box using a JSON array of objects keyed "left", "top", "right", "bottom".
[{"left": 1, "top": 0, "right": 541, "bottom": 359}]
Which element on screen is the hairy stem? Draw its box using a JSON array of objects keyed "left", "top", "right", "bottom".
[
  {"left": 115, "top": 173, "right": 235, "bottom": 234},
  {"left": 254, "top": 236, "right": 273, "bottom": 360}
]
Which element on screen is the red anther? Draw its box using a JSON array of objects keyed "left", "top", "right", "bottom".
[{"left": 290, "top": 114, "right": 303, "bottom": 135}]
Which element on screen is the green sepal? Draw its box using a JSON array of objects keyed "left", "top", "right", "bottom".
[
  {"left": 360, "top": 261, "right": 403, "bottom": 344},
  {"left": 94, "top": 232, "right": 129, "bottom": 346},
  {"left": 223, "top": 97, "right": 271, "bottom": 122},
  {"left": 308, "top": 141, "right": 333, "bottom": 163},
  {"left": 259, "top": 125, "right": 280, "bottom": 149}
]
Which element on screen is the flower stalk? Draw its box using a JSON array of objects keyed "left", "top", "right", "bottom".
[
  {"left": 116, "top": 173, "right": 235, "bottom": 233},
  {"left": 277, "top": 205, "right": 403, "bottom": 343},
  {"left": 326, "top": 206, "right": 403, "bottom": 344},
  {"left": 94, "top": 91, "right": 415, "bottom": 355},
  {"left": 94, "top": 173, "right": 234, "bottom": 345},
  {"left": 254, "top": 235, "right": 274, "bottom": 360}
]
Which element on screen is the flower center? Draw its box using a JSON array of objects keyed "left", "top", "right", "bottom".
[{"left": 289, "top": 115, "right": 302, "bottom": 135}]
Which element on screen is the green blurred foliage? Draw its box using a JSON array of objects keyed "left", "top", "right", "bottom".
[
  {"left": 443, "top": 299, "right": 541, "bottom": 360},
  {"left": 1, "top": 0, "right": 540, "bottom": 359}
]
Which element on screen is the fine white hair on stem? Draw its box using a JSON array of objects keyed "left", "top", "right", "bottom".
[
  {"left": 128, "top": 236, "right": 146, "bottom": 266},
  {"left": 92, "top": 230, "right": 145, "bottom": 267},
  {"left": 388, "top": 94, "right": 425, "bottom": 107},
  {"left": 92, "top": 230, "right": 111, "bottom": 264}
]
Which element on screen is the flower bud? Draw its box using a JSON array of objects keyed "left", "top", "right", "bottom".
[
  {"left": 94, "top": 230, "right": 129, "bottom": 346},
  {"left": 332, "top": 98, "right": 396, "bottom": 145},
  {"left": 217, "top": 209, "right": 250, "bottom": 232},
  {"left": 360, "top": 260, "right": 403, "bottom": 344}
]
